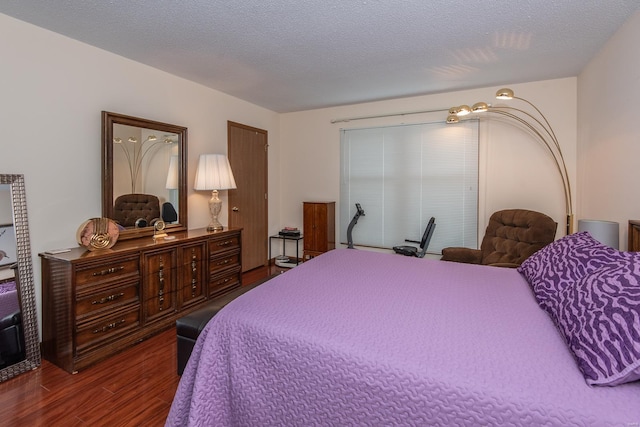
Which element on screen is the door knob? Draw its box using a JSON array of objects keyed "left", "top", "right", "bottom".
[{"left": 232, "top": 207, "right": 239, "bottom": 212}]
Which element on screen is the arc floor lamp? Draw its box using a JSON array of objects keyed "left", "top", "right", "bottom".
[{"left": 446, "top": 88, "right": 573, "bottom": 235}]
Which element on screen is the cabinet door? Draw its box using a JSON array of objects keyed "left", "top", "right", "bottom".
[
  {"left": 629, "top": 221, "right": 640, "bottom": 251},
  {"left": 143, "top": 249, "right": 177, "bottom": 324},
  {"left": 179, "top": 242, "right": 207, "bottom": 309},
  {"left": 304, "top": 202, "right": 335, "bottom": 253},
  {"left": 303, "top": 203, "right": 319, "bottom": 251}
]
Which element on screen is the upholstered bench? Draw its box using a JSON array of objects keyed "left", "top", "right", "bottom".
[{"left": 176, "top": 279, "right": 266, "bottom": 375}]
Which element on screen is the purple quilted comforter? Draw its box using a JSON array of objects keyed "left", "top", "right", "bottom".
[
  {"left": 0, "top": 281, "right": 18, "bottom": 318},
  {"left": 167, "top": 249, "right": 640, "bottom": 426}
]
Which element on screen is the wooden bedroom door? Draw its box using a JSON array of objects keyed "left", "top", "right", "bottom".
[{"left": 227, "top": 121, "right": 268, "bottom": 272}]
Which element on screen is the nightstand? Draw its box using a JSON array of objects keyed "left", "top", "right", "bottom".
[{"left": 269, "top": 234, "right": 303, "bottom": 266}]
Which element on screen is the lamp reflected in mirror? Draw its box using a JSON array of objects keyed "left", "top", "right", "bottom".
[{"left": 164, "top": 155, "right": 180, "bottom": 224}]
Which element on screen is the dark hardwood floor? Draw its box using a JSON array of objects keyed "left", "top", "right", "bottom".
[{"left": 0, "top": 264, "right": 285, "bottom": 427}]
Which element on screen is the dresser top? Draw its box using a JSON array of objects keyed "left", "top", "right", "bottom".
[{"left": 39, "top": 227, "right": 241, "bottom": 262}]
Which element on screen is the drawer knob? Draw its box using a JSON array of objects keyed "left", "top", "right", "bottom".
[
  {"left": 92, "top": 318, "right": 125, "bottom": 334},
  {"left": 92, "top": 266, "right": 125, "bottom": 276},
  {"left": 91, "top": 292, "right": 124, "bottom": 305}
]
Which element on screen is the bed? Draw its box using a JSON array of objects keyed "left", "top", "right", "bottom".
[
  {"left": 0, "top": 280, "right": 22, "bottom": 367},
  {"left": 167, "top": 236, "right": 640, "bottom": 426},
  {"left": 0, "top": 281, "right": 19, "bottom": 319}
]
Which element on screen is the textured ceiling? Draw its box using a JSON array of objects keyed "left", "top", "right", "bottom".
[{"left": 1, "top": 1, "right": 639, "bottom": 112}]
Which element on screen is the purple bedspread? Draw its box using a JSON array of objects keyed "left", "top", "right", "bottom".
[
  {"left": 167, "top": 249, "right": 640, "bottom": 426},
  {"left": 0, "top": 281, "right": 18, "bottom": 318}
]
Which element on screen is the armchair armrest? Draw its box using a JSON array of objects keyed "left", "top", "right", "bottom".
[{"left": 440, "top": 247, "right": 482, "bottom": 264}]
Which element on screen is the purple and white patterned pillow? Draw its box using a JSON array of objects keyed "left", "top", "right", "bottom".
[
  {"left": 517, "top": 232, "right": 620, "bottom": 316},
  {"left": 518, "top": 232, "right": 640, "bottom": 386},
  {"left": 551, "top": 256, "right": 640, "bottom": 386}
]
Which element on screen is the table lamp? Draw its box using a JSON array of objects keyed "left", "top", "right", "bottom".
[{"left": 194, "top": 154, "right": 237, "bottom": 231}]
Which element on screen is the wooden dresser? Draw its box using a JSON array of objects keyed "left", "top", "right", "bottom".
[
  {"left": 303, "top": 201, "right": 335, "bottom": 260},
  {"left": 628, "top": 220, "right": 640, "bottom": 251},
  {"left": 40, "top": 227, "right": 241, "bottom": 373}
]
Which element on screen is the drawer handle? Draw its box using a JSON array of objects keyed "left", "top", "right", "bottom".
[
  {"left": 216, "top": 259, "right": 231, "bottom": 266},
  {"left": 214, "top": 277, "right": 231, "bottom": 286},
  {"left": 91, "top": 292, "right": 124, "bottom": 305},
  {"left": 92, "top": 266, "right": 125, "bottom": 277},
  {"left": 217, "top": 240, "right": 234, "bottom": 247},
  {"left": 92, "top": 318, "right": 125, "bottom": 334}
]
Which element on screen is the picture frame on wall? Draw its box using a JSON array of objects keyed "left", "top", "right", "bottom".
[{"left": 0, "top": 224, "right": 16, "bottom": 267}]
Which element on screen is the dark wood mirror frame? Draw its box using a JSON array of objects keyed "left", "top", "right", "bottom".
[
  {"left": 102, "top": 111, "right": 188, "bottom": 240},
  {"left": 0, "top": 174, "right": 40, "bottom": 382}
]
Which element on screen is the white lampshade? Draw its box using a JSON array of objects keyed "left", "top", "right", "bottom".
[
  {"left": 165, "top": 155, "right": 179, "bottom": 190},
  {"left": 194, "top": 154, "right": 237, "bottom": 191},
  {"left": 578, "top": 219, "right": 619, "bottom": 249}
]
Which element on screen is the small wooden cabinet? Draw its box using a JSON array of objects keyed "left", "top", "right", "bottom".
[
  {"left": 303, "top": 202, "right": 335, "bottom": 260},
  {"left": 628, "top": 220, "right": 640, "bottom": 251},
  {"left": 40, "top": 228, "right": 241, "bottom": 373}
]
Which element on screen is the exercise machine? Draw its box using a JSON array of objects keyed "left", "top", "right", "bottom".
[{"left": 346, "top": 203, "right": 365, "bottom": 249}]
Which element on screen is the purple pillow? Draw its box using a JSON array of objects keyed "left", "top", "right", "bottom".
[
  {"left": 551, "top": 257, "right": 640, "bottom": 386},
  {"left": 517, "top": 232, "right": 620, "bottom": 315},
  {"left": 518, "top": 232, "right": 640, "bottom": 386}
]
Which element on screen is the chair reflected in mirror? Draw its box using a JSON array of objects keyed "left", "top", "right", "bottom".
[
  {"left": 162, "top": 202, "right": 178, "bottom": 224},
  {"left": 113, "top": 193, "right": 161, "bottom": 228},
  {"left": 393, "top": 217, "right": 436, "bottom": 258}
]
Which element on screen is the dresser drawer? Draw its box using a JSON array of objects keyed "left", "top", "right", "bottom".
[
  {"left": 75, "top": 280, "right": 140, "bottom": 320},
  {"left": 143, "top": 291, "right": 178, "bottom": 324},
  {"left": 209, "top": 267, "right": 241, "bottom": 298},
  {"left": 209, "top": 233, "right": 240, "bottom": 256},
  {"left": 76, "top": 307, "right": 140, "bottom": 353},
  {"left": 179, "top": 257, "right": 207, "bottom": 308},
  {"left": 75, "top": 256, "right": 140, "bottom": 287},
  {"left": 210, "top": 249, "right": 240, "bottom": 276}
]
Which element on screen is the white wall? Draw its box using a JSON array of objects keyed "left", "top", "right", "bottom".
[
  {"left": 0, "top": 13, "right": 281, "bottom": 323},
  {"left": 279, "top": 78, "right": 577, "bottom": 249},
  {"left": 578, "top": 10, "right": 640, "bottom": 250},
  {"left": 4, "top": 5, "right": 635, "bottom": 334}
]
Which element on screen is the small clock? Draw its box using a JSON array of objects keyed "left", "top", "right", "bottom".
[{"left": 153, "top": 220, "right": 167, "bottom": 240}]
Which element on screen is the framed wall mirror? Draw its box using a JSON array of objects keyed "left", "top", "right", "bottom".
[
  {"left": 0, "top": 174, "right": 40, "bottom": 382},
  {"left": 102, "top": 112, "right": 187, "bottom": 240}
]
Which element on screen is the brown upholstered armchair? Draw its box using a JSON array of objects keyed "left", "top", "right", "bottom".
[
  {"left": 113, "top": 193, "right": 161, "bottom": 228},
  {"left": 441, "top": 209, "right": 557, "bottom": 268}
]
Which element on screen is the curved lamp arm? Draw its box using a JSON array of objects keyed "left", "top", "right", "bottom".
[
  {"left": 447, "top": 89, "right": 574, "bottom": 234},
  {"left": 484, "top": 109, "right": 572, "bottom": 220}
]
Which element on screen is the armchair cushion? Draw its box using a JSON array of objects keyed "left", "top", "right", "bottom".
[{"left": 113, "top": 193, "right": 161, "bottom": 227}]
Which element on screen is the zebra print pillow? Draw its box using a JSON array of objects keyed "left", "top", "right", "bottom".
[
  {"left": 554, "top": 258, "right": 640, "bottom": 386},
  {"left": 518, "top": 232, "right": 640, "bottom": 386},
  {"left": 517, "top": 232, "right": 620, "bottom": 316}
]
